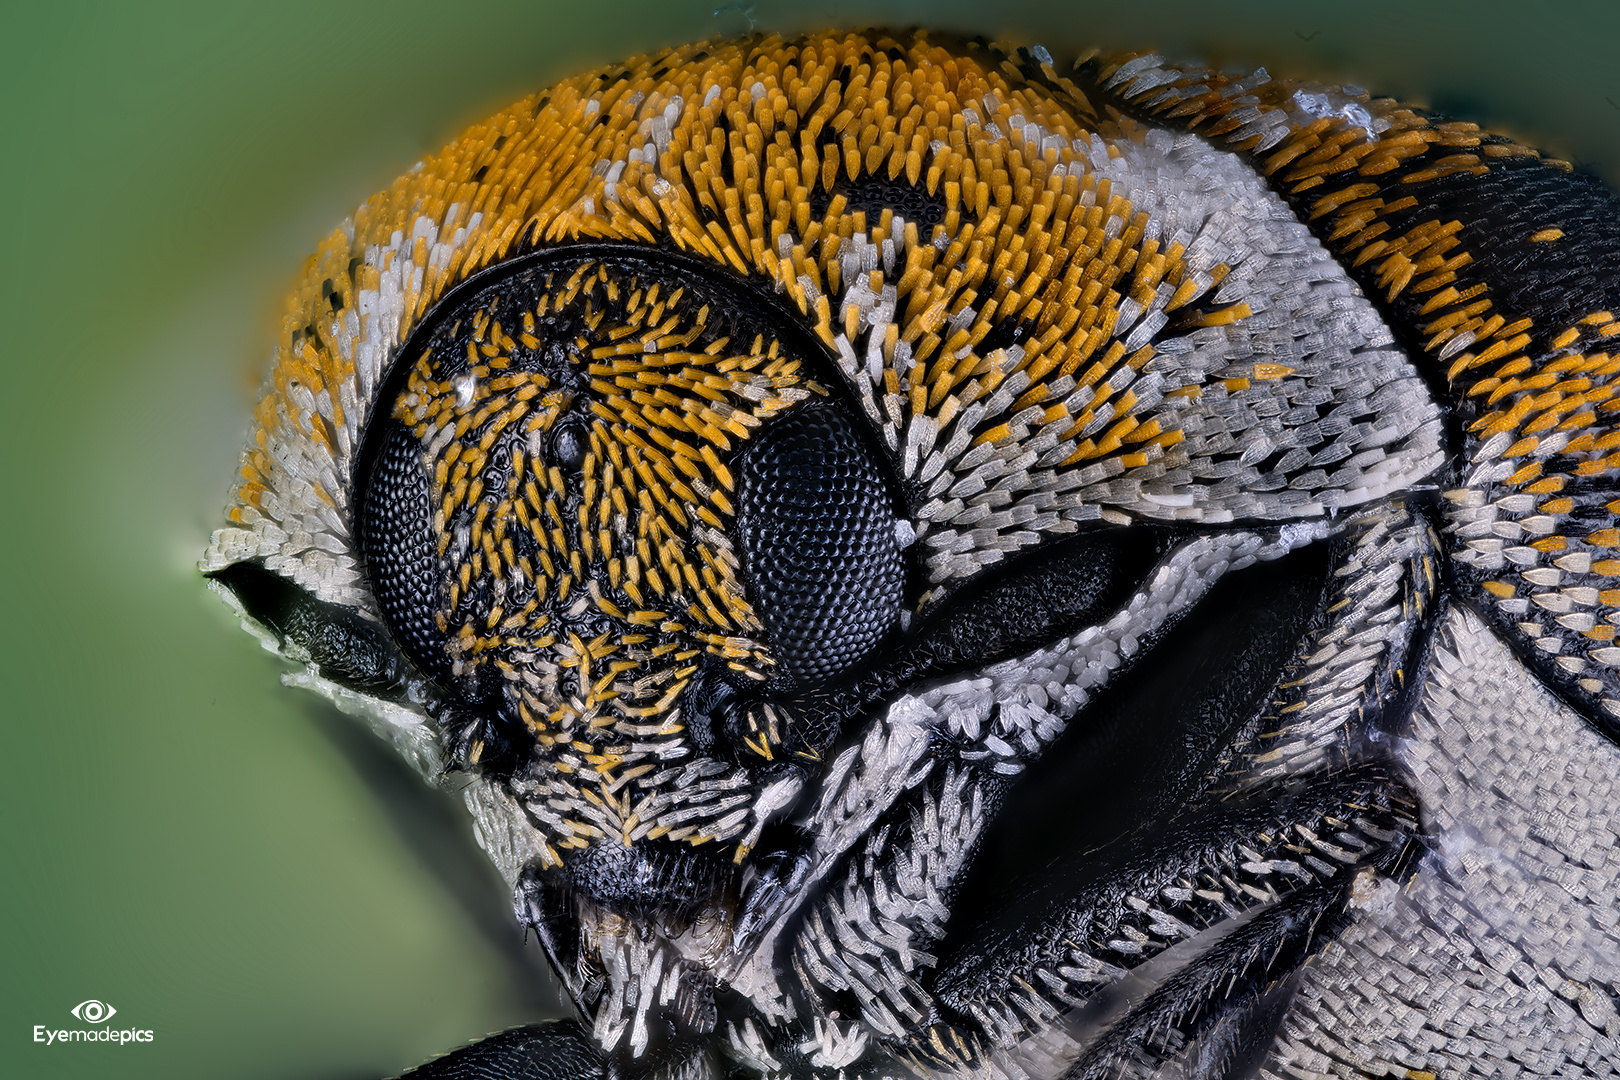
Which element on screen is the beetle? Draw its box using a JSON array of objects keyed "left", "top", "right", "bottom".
[{"left": 204, "top": 29, "right": 1620, "bottom": 1079}]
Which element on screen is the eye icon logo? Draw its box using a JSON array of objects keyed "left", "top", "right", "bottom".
[
  {"left": 34, "top": 997, "right": 150, "bottom": 1044},
  {"left": 69, "top": 1000, "right": 116, "bottom": 1024}
]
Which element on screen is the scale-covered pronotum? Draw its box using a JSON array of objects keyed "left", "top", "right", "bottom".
[{"left": 204, "top": 30, "right": 1620, "bottom": 1080}]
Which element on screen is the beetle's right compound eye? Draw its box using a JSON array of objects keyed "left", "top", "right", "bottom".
[{"left": 362, "top": 423, "right": 453, "bottom": 687}]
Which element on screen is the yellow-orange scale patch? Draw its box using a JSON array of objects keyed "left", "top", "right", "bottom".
[{"left": 238, "top": 32, "right": 1263, "bottom": 574}]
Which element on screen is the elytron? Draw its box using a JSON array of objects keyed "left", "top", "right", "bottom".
[{"left": 205, "top": 29, "right": 1620, "bottom": 1079}]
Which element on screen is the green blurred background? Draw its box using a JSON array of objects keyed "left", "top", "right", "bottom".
[{"left": 3, "top": 1, "right": 1617, "bottom": 1076}]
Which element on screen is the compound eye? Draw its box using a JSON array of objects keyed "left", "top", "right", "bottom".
[
  {"left": 736, "top": 403, "right": 905, "bottom": 688},
  {"left": 361, "top": 422, "right": 453, "bottom": 687}
]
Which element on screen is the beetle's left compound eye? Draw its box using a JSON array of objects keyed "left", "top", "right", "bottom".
[{"left": 735, "top": 403, "right": 904, "bottom": 688}]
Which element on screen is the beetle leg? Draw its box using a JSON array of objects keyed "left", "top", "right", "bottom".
[
  {"left": 917, "top": 767, "right": 1419, "bottom": 1078},
  {"left": 760, "top": 506, "right": 1435, "bottom": 1076},
  {"left": 398, "top": 1019, "right": 604, "bottom": 1079}
]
